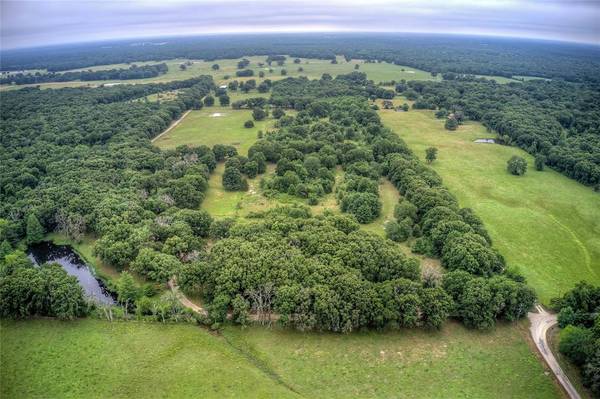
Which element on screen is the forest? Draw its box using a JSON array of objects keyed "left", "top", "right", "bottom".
[
  {"left": 0, "top": 63, "right": 168, "bottom": 85},
  {"left": 2, "top": 34, "right": 599, "bottom": 83},
  {"left": 400, "top": 77, "right": 600, "bottom": 187},
  {"left": 0, "top": 72, "right": 535, "bottom": 333}
]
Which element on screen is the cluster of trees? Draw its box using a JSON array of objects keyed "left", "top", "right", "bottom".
[
  {"left": 1, "top": 63, "right": 168, "bottom": 85},
  {"left": 397, "top": 79, "right": 600, "bottom": 187},
  {"left": 220, "top": 149, "right": 267, "bottom": 191},
  {"left": 0, "top": 249, "right": 88, "bottom": 319},
  {"left": 266, "top": 55, "right": 286, "bottom": 66},
  {"left": 4, "top": 35, "right": 597, "bottom": 83},
  {"left": 184, "top": 207, "right": 454, "bottom": 332},
  {"left": 553, "top": 282, "right": 600, "bottom": 396},
  {"left": 236, "top": 69, "right": 254, "bottom": 77}
]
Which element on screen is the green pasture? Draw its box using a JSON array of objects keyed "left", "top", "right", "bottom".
[
  {"left": 152, "top": 106, "right": 273, "bottom": 153},
  {"left": 379, "top": 100, "right": 600, "bottom": 304},
  {"left": 0, "top": 318, "right": 559, "bottom": 399}
]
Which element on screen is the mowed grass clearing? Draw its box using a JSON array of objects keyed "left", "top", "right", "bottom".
[
  {"left": 1, "top": 319, "right": 560, "bottom": 399},
  {"left": 153, "top": 106, "right": 273, "bottom": 154},
  {"left": 379, "top": 100, "right": 600, "bottom": 304},
  {"left": 0, "top": 319, "right": 296, "bottom": 399}
]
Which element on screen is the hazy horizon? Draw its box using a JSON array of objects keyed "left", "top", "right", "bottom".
[{"left": 1, "top": 0, "right": 599, "bottom": 50}]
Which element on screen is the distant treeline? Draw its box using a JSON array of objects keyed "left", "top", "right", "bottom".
[
  {"left": 2, "top": 34, "right": 599, "bottom": 83},
  {"left": 399, "top": 78, "right": 600, "bottom": 188},
  {"left": 0, "top": 63, "right": 168, "bottom": 85}
]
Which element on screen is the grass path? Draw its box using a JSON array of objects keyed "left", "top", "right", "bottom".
[{"left": 379, "top": 102, "right": 600, "bottom": 304}]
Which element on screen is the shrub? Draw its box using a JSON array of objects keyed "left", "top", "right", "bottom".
[
  {"left": 507, "top": 155, "right": 527, "bottom": 176},
  {"left": 244, "top": 120, "right": 254, "bottom": 128},
  {"left": 445, "top": 117, "right": 458, "bottom": 131},
  {"left": 535, "top": 154, "right": 546, "bottom": 171},
  {"left": 203, "top": 95, "right": 214, "bottom": 106},
  {"left": 560, "top": 325, "right": 594, "bottom": 366},
  {"left": 222, "top": 166, "right": 248, "bottom": 191},
  {"left": 252, "top": 107, "right": 267, "bottom": 121}
]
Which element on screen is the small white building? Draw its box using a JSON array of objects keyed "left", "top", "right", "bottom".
[{"left": 219, "top": 85, "right": 227, "bottom": 89}]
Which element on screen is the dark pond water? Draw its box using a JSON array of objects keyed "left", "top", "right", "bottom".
[{"left": 27, "top": 241, "right": 115, "bottom": 305}]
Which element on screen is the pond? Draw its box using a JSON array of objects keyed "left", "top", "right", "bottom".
[{"left": 27, "top": 241, "right": 115, "bottom": 305}]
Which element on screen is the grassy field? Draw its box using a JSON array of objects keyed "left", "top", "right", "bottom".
[
  {"left": 379, "top": 100, "right": 600, "bottom": 304},
  {"left": 0, "top": 318, "right": 560, "bottom": 399},
  {"left": 362, "top": 178, "right": 400, "bottom": 236},
  {"left": 152, "top": 106, "right": 273, "bottom": 153},
  {"left": 0, "top": 56, "right": 441, "bottom": 91},
  {"left": 0, "top": 319, "right": 296, "bottom": 399},
  {"left": 222, "top": 320, "right": 560, "bottom": 398}
]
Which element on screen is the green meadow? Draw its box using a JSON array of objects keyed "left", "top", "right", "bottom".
[
  {"left": 0, "top": 319, "right": 296, "bottom": 399},
  {"left": 379, "top": 100, "right": 600, "bottom": 304},
  {"left": 1, "top": 319, "right": 559, "bottom": 399},
  {"left": 152, "top": 105, "right": 273, "bottom": 153}
]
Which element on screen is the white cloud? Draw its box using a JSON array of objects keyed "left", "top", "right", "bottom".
[{"left": 1, "top": 0, "right": 599, "bottom": 49}]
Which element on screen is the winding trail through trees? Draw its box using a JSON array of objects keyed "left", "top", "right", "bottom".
[
  {"left": 168, "top": 278, "right": 207, "bottom": 315},
  {"left": 528, "top": 305, "right": 581, "bottom": 399}
]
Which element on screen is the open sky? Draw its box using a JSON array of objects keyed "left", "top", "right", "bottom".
[{"left": 1, "top": 0, "right": 599, "bottom": 49}]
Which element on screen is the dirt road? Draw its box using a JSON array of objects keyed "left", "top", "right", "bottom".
[
  {"left": 151, "top": 110, "right": 191, "bottom": 143},
  {"left": 529, "top": 304, "right": 581, "bottom": 399}
]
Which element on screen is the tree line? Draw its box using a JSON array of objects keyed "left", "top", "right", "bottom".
[
  {"left": 1, "top": 63, "right": 168, "bottom": 85},
  {"left": 553, "top": 282, "right": 600, "bottom": 396},
  {"left": 3, "top": 34, "right": 598, "bottom": 83}
]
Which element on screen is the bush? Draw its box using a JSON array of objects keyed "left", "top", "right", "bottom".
[
  {"left": 340, "top": 192, "right": 381, "bottom": 224},
  {"left": 218, "top": 94, "right": 230, "bottom": 106},
  {"left": 385, "top": 218, "right": 412, "bottom": 242},
  {"left": 445, "top": 117, "right": 458, "bottom": 131},
  {"left": 244, "top": 120, "right": 254, "bottom": 128},
  {"left": 252, "top": 107, "right": 267, "bottom": 121},
  {"left": 535, "top": 154, "right": 546, "bottom": 171},
  {"left": 210, "top": 218, "right": 236, "bottom": 239},
  {"left": 203, "top": 95, "right": 214, "bottom": 106},
  {"left": 559, "top": 325, "right": 594, "bottom": 366},
  {"left": 222, "top": 166, "right": 248, "bottom": 191},
  {"left": 412, "top": 238, "right": 434, "bottom": 256},
  {"left": 507, "top": 155, "right": 527, "bottom": 176}
]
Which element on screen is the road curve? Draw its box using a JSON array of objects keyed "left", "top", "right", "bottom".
[{"left": 528, "top": 305, "right": 581, "bottom": 399}]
